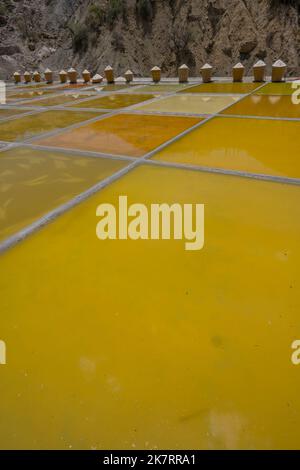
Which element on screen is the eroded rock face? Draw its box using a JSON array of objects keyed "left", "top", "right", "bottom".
[{"left": 0, "top": 0, "right": 299, "bottom": 79}]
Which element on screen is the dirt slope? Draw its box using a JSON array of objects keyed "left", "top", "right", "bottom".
[{"left": 0, "top": 0, "right": 299, "bottom": 79}]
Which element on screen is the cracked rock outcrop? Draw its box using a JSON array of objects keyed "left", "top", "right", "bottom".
[{"left": 0, "top": 0, "right": 299, "bottom": 79}]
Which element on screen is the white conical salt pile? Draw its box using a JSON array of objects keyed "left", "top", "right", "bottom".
[
  {"left": 124, "top": 70, "right": 134, "bottom": 83},
  {"left": 253, "top": 60, "right": 266, "bottom": 82},
  {"left": 24, "top": 71, "right": 31, "bottom": 83},
  {"left": 59, "top": 70, "right": 67, "bottom": 83},
  {"left": 13, "top": 71, "right": 21, "bottom": 84},
  {"left": 272, "top": 60, "right": 287, "bottom": 82},
  {"left": 104, "top": 65, "right": 114, "bottom": 84},
  {"left": 82, "top": 69, "right": 91, "bottom": 83},
  {"left": 200, "top": 63, "right": 213, "bottom": 83},
  {"left": 44, "top": 68, "right": 53, "bottom": 83},
  {"left": 92, "top": 74, "right": 103, "bottom": 84},
  {"left": 178, "top": 64, "right": 189, "bottom": 83},
  {"left": 232, "top": 63, "right": 244, "bottom": 82},
  {"left": 33, "top": 71, "right": 41, "bottom": 82},
  {"left": 68, "top": 68, "right": 78, "bottom": 84},
  {"left": 151, "top": 66, "right": 161, "bottom": 83}
]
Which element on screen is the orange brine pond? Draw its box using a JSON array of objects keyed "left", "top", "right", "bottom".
[
  {"left": 35, "top": 114, "right": 202, "bottom": 157},
  {"left": 11, "top": 83, "right": 55, "bottom": 90},
  {"left": 153, "top": 116, "right": 300, "bottom": 179},
  {"left": 6, "top": 90, "right": 55, "bottom": 101},
  {"left": 0, "top": 165, "right": 299, "bottom": 449},
  {"left": 0, "top": 108, "right": 28, "bottom": 119},
  {"left": 21, "top": 94, "right": 92, "bottom": 107},
  {"left": 91, "top": 84, "right": 138, "bottom": 92},
  {"left": 139, "top": 84, "right": 192, "bottom": 93},
  {"left": 69, "top": 93, "right": 157, "bottom": 109},
  {"left": 0, "top": 110, "right": 101, "bottom": 142},
  {"left": 0, "top": 146, "right": 129, "bottom": 241},
  {"left": 257, "top": 82, "right": 299, "bottom": 95},
  {"left": 0, "top": 79, "right": 299, "bottom": 451},
  {"left": 182, "top": 82, "right": 261, "bottom": 94},
  {"left": 136, "top": 94, "right": 240, "bottom": 114},
  {"left": 222, "top": 94, "right": 300, "bottom": 118}
]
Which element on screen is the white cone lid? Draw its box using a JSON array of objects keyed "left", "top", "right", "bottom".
[
  {"left": 233, "top": 62, "right": 244, "bottom": 69},
  {"left": 253, "top": 60, "right": 266, "bottom": 68},
  {"left": 273, "top": 59, "right": 286, "bottom": 68},
  {"left": 201, "top": 63, "right": 212, "bottom": 69}
]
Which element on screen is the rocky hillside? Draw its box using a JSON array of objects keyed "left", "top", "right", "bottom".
[{"left": 0, "top": 0, "right": 299, "bottom": 80}]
